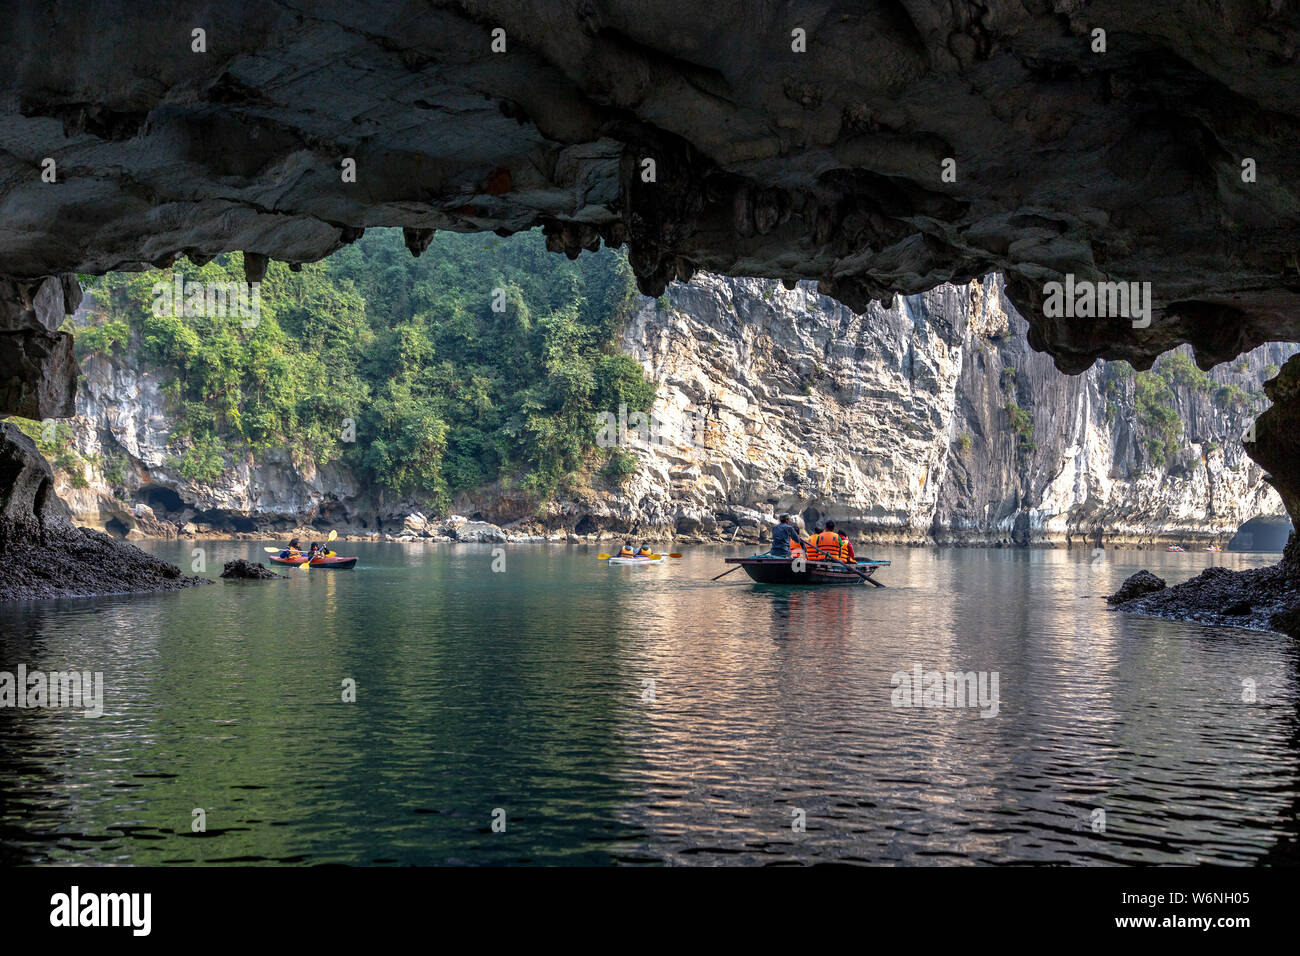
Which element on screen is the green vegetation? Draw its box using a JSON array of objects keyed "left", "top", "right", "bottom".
[
  {"left": 958, "top": 432, "right": 972, "bottom": 454},
  {"left": 77, "top": 229, "right": 652, "bottom": 507},
  {"left": 1213, "top": 383, "right": 1253, "bottom": 411},
  {"left": 601, "top": 450, "right": 639, "bottom": 483},
  {"left": 75, "top": 318, "right": 130, "bottom": 357},
  {"left": 1123, "top": 351, "right": 1214, "bottom": 469},
  {"left": 1157, "top": 350, "right": 1212, "bottom": 393},
  {"left": 1003, "top": 400, "right": 1037, "bottom": 457},
  {"left": 101, "top": 449, "right": 129, "bottom": 487},
  {"left": 6, "top": 417, "right": 89, "bottom": 484},
  {"left": 1134, "top": 371, "right": 1182, "bottom": 466},
  {"left": 998, "top": 364, "right": 1035, "bottom": 458}
]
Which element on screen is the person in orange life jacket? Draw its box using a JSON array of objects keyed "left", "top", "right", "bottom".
[
  {"left": 279, "top": 537, "right": 303, "bottom": 559},
  {"left": 637, "top": 544, "right": 654, "bottom": 556},
  {"left": 807, "top": 520, "right": 853, "bottom": 562},
  {"left": 618, "top": 541, "right": 635, "bottom": 557}
]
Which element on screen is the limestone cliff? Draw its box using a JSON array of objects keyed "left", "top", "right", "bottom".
[
  {"left": 36, "top": 274, "right": 1290, "bottom": 548},
  {"left": 609, "top": 275, "right": 1290, "bottom": 547}
]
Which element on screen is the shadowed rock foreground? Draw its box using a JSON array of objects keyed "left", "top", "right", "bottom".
[
  {"left": 1109, "top": 541, "right": 1300, "bottom": 638},
  {"left": 0, "top": 422, "right": 208, "bottom": 600}
]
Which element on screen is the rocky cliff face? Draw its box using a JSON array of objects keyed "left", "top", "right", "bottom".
[
  {"left": 43, "top": 274, "right": 1290, "bottom": 548},
  {"left": 607, "top": 274, "right": 1290, "bottom": 546}
]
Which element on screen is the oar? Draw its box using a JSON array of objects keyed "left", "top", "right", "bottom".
[
  {"left": 711, "top": 565, "right": 742, "bottom": 581},
  {"left": 818, "top": 550, "right": 885, "bottom": 587}
]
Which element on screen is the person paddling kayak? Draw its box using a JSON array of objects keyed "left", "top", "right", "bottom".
[
  {"left": 637, "top": 543, "right": 654, "bottom": 557},
  {"left": 618, "top": 542, "right": 636, "bottom": 557},
  {"left": 278, "top": 537, "right": 303, "bottom": 559}
]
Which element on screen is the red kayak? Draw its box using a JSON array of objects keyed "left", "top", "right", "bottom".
[{"left": 269, "top": 554, "right": 358, "bottom": 569}]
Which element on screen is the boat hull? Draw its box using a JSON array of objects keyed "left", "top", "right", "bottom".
[
  {"left": 724, "top": 555, "right": 888, "bottom": 585},
  {"left": 269, "top": 555, "right": 358, "bottom": 569},
  {"left": 609, "top": 556, "right": 665, "bottom": 565}
]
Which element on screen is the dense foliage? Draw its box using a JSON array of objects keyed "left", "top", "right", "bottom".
[{"left": 74, "top": 229, "right": 654, "bottom": 508}]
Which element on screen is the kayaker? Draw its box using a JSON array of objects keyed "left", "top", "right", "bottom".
[
  {"left": 307, "top": 542, "right": 322, "bottom": 561},
  {"left": 618, "top": 542, "right": 635, "bottom": 557},
  {"left": 770, "top": 514, "right": 807, "bottom": 559},
  {"left": 637, "top": 544, "right": 654, "bottom": 557},
  {"left": 279, "top": 537, "right": 303, "bottom": 559}
]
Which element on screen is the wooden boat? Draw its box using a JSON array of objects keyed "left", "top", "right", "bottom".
[
  {"left": 724, "top": 554, "right": 889, "bottom": 585},
  {"left": 269, "top": 554, "right": 358, "bottom": 569}
]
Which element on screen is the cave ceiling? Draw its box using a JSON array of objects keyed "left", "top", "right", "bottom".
[{"left": 1, "top": 0, "right": 1299, "bottom": 407}]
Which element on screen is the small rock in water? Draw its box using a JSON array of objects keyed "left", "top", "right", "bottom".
[
  {"left": 1107, "top": 570, "right": 1167, "bottom": 605},
  {"left": 220, "top": 559, "right": 282, "bottom": 579}
]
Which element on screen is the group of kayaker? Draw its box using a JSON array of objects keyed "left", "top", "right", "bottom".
[
  {"left": 617, "top": 542, "right": 656, "bottom": 558},
  {"left": 770, "top": 514, "right": 857, "bottom": 563},
  {"left": 277, "top": 537, "right": 337, "bottom": 561}
]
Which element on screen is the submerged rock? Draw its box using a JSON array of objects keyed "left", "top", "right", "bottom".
[
  {"left": 1107, "top": 570, "right": 1167, "bottom": 605},
  {"left": 220, "top": 559, "right": 281, "bottom": 580}
]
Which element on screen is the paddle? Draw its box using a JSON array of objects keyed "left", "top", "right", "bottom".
[
  {"left": 300, "top": 531, "right": 340, "bottom": 571},
  {"left": 264, "top": 530, "right": 340, "bottom": 568},
  {"left": 818, "top": 550, "right": 885, "bottom": 587},
  {"left": 711, "top": 565, "right": 742, "bottom": 581}
]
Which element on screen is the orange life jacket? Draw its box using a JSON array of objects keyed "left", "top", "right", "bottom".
[
  {"left": 807, "top": 531, "right": 849, "bottom": 562},
  {"left": 619, "top": 547, "right": 634, "bottom": 557}
]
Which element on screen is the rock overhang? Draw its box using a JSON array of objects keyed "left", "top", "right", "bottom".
[{"left": 0, "top": 3, "right": 1298, "bottom": 390}]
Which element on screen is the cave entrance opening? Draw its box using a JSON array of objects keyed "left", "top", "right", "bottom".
[
  {"left": 191, "top": 510, "right": 258, "bottom": 534},
  {"left": 103, "top": 517, "right": 129, "bottom": 538},
  {"left": 1229, "top": 515, "right": 1294, "bottom": 553},
  {"left": 135, "top": 484, "right": 185, "bottom": 516}
]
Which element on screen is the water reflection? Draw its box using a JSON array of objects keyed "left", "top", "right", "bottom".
[{"left": 0, "top": 543, "right": 1295, "bottom": 864}]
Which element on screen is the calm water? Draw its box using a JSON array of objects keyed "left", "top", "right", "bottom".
[{"left": 1, "top": 543, "right": 1296, "bottom": 865}]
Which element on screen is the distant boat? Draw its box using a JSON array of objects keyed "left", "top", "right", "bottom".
[
  {"left": 1204, "top": 545, "right": 1222, "bottom": 552},
  {"left": 1166, "top": 545, "right": 1186, "bottom": 552}
]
